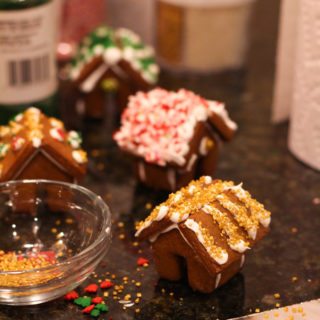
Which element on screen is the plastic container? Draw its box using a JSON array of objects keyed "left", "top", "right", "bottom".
[{"left": 156, "top": 0, "right": 255, "bottom": 72}]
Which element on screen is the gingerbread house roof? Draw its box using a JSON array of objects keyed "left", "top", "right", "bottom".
[
  {"left": 68, "top": 26, "right": 159, "bottom": 92},
  {"left": 0, "top": 107, "right": 87, "bottom": 182},
  {"left": 114, "top": 88, "right": 238, "bottom": 167},
  {"left": 135, "top": 176, "right": 271, "bottom": 274}
]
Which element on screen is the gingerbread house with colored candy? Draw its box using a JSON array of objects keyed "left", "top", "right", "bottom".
[
  {"left": 0, "top": 107, "right": 87, "bottom": 183},
  {"left": 113, "top": 88, "right": 237, "bottom": 191},
  {"left": 135, "top": 177, "right": 271, "bottom": 293},
  {"left": 68, "top": 26, "right": 159, "bottom": 119}
]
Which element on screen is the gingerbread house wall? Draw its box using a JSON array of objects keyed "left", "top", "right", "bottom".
[{"left": 152, "top": 228, "right": 218, "bottom": 293}]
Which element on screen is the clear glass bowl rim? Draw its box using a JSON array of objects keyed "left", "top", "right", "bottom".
[{"left": 0, "top": 179, "right": 111, "bottom": 276}]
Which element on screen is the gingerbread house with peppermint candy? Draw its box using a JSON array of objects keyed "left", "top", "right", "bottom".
[
  {"left": 113, "top": 88, "right": 237, "bottom": 191},
  {"left": 135, "top": 177, "right": 271, "bottom": 293},
  {"left": 69, "top": 26, "right": 159, "bottom": 119},
  {"left": 0, "top": 107, "right": 87, "bottom": 183}
]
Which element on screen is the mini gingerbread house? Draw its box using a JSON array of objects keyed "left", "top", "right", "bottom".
[
  {"left": 135, "top": 177, "right": 271, "bottom": 293},
  {"left": 114, "top": 88, "right": 237, "bottom": 191},
  {"left": 0, "top": 107, "right": 87, "bottom": 183},
  {"left": 68, "top": 26, "right": 159, "bottom": 119}
]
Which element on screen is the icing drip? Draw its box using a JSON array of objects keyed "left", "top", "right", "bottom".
[
  {"left": 215, "top": 273, "right": 221, "bottom": 289},
  {"left": 184, "top": 219, "right": 228, "bottom": 265},
  {"left": 226, "top": 184, "right": 271, "bottom": 228},
  {"left": 202, "top": 204, "right": 250, "bottom": 253},
  {"left": 138, "top": 161, "right": 146, "bottom": 182},
  {"left": 167, "top": 168, "right": 176, "bottom": 191},
  {"left": 240, "top": 254, "right": 245, "bottom": 268},
  {"left": 216, "top": 193, "right": 258, "bottom": 240},
  {"left": 186, "top": 154, "right": 198, "bottom": 172},
  {"left": 199, "top": 137, "right": 209, "bottom": 156},
  {"left": 208, "top": 101, "right": 238, "bottom": 131}
]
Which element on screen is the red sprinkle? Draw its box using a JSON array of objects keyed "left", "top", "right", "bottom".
[
  {"left": 63, "top": 291, "right": 79, "bottom": 301},
  {"left": 137, "top": 257, "right": 149, "bottom": 266},
  {"left": 153, "top": 282, "right": 158, "bottom": 286},
  {"left": 101, "top": 263, "right": 106, "bottom": 267},
  {"left": 100, "top": 281, "right": 114, "bottom": 289},
  {"left": 91, "top": 297, "right": 103, "bottom": 304},
  {"left": 82, "top": 304, "right": 95, "bottom": 313},
  {"left": 84, "top": 284, "right": 98, "bottom": 293}
]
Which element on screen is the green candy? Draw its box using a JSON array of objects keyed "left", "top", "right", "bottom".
[
  {"left": 95, "top": 303, "right": 109, "bottom": 312},
  {"left": 90, "top": 309, "right": 100, "bottom": 317},
  {"left": 74, "top": 296, "right": 92, "bottom": 308}
]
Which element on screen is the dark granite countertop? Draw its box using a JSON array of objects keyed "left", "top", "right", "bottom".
[{"left": 1, "top": 0, "right": 319, "bottom": 319}]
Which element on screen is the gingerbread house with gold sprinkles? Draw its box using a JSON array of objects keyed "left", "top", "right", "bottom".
[
  {"left": 135, "top": 176, "right": 271, "bottom": 293},
  {"left": 0, "top": 107, "right": 87, "bottom": 183}
]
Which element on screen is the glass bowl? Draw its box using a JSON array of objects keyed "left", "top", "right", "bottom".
[{"left": 0, "top": 180, "right": 112, "bottom": 306}]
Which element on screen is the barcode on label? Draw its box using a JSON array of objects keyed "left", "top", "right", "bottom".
[{"left": 7, "top": 55, "right": 50, "bottom": 87}]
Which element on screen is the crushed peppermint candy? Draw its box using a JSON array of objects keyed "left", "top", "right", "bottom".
[
  {"left": 114, "top": 88, "right": 233, "bottom": 166},
  {"left": 50, "top": 127, "right": 66, "bottom": 142},
  {"left": 11, "top": 136, "right": 25, "bottom": 152}
]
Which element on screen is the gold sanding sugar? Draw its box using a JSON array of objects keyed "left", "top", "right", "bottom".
[{"left": 0, "top": 251, "right": 60, "bottom": 287}]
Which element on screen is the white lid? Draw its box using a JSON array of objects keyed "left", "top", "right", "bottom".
[{"left": 159, "top": 0, "right": 255, "bottom": 8}]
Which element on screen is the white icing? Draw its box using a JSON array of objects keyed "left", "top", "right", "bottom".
[
  {"left": 260, "top": 216, "right": 271, "bottom": 228},
  {"left": 103, "top": 47, "right": 122, "bottom": 65},
  {"left": 209, "top": 101, "right": 238, "bottom": 131},
  {"left": 149, "top": 63, "right": 159, "bottom": 74},
  {"left": 50, "top": 118, "right": 63, "bottom": 128},
  {"left": 184, "top": 219, "right": 228, "bottom": 265},
  {"left": 170, "top": 212, "right": 181, "bottom": 224},
  {"left": 204, "top": 176, "right": 212, "bottom": 184},
  {"left": 199, "top": 137, "right": 209, "bottom": 156},
  {"left": 229, "top": 239, "right": 249, "bottom": 253},
  {"left": 156, "top": 206, "right": 168, "bottom": 221},
  {"left": 50, "top": 128, "right": 64, "bottom": 141},
  {"left": 72, "top": 150, "right": 86, "bottom": 164},
  {"left": 167, "top": 168, "right": 176, "bottom": 191},
  {"left": 215, "top": 273, "right": 221, "bottom": 289},
  {"left": 149, "top": 224, "right": 178, "bottom": 243},
  {"left": 138, "top": 161, "right": 146, "bottom": 182},
  {"left": 188, "top": 185, "right": 196, "bottom": 194},
  {"left": 174, "top": 192, "right": 182, "bottom": 203},
  {"left": 32, "top": 137, "right": 42, "bottom": 148},
  {"left": 93, "top": 44, "right": 104, "bottom": 56},
  {"left": 80, "top": 63, "right": 109, "bottom": 93},
  {"left": 14, "top": 113, "right": 23, "bottom": 122},
  {"left": 186, "top": 153, "right": 198, "bottom": 172}
]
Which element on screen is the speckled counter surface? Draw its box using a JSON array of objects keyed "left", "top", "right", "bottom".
[{"left": 1, "top": 0, "right": 319, "bottom": 319}]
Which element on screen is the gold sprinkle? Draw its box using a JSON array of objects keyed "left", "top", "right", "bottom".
[
  {"left": 292, "top": 307, "right": 297, "bottom": 313},
  {"left": 274, "top": 293, "right": 280, "bottom": 298},
  {"left": 274, "top": 312, "right": 279, "bottom": 317},
  {"left": 119, "top": 234, "right": 125, "bottom": 239},
  {"left": 135, "top": 308, "right": 140, "bottom": 313},
  {"left": 51, "top": 228, "right": 57, "bottom": 233},
  {"left": 136, "top": 293, "right": 142, "bottom": 297},
  {"left": 143, "top": 263, "right": 149, "bottom": 268},
  {"left": 291, "top": 227, "right": 298, "bottom": 233},
  {"left": 276, "top": 303, "right": 280, "bottom": 307},
  {"left": 133, "top": 242, "right": 139, "bottom": 247},
  {"left": 135, "top": 298, "right": 140, "bottom": 304},
  {"left": 302, "top": 312, "right": 306, "bottom": 316},
  {"left": 124, "top": 294, "right": 131, "bottom": 300},
  {"left": 135, "top": 282, "right": 141, "bottom": 287},
  {"left": 104, "top": 292, "right": 109, "bottom": 297},
  {"left": 145, "top": 203, "right": 152, "bottom": 209},
  {"left": 255, "top": 308, "right": 260, "bottom": 313},
  {"left": 292, "top": 276, "right": 298, "bottom": 282},
  {"left": 284, "top": 307, "right": 289, "bottom": 312},
  {"left": 169, "top": 292, "right": 174, "bottom": 296},
  {"left": 65, "top": 218, "right": 73, "bottom": 224},
  {"left": 298, "top": 307, "right": 303, "bottom": 313},
  {"left": 111, "top": 274, "right": 116, "bottom": 279},
  {"left": 131, "top": 280, "right": 135, "bottom": 283},
  {"left": 123, "top": 276, "right": 128, "bottom": 281},
  {"left": 113, "top": 291, "right": 117, "bottom": 296},
  {"left": 161, "top": 288, "right": 165, "bottom": 293},
  {"left": 264, "top": 314, "right": 269, "bottom": 319},
  {"left": 118, "top": 222, "right": 124, "bottom": 228},
  {"left": 289, "top": 316, "right": 294, "bottom": 320},
  {"left": 56, "top": 220, "right": 61, "bottom": 225},
  {"left": 123, "top": 306, "right": 127, "bottom": 310}
]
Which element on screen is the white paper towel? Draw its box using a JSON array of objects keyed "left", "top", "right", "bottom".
[
  {"left": 289, "top": 0, "right": 320, "bottom": 171},
  {"left": 273, "top": 0, "right": 320, "bottom": 171}
]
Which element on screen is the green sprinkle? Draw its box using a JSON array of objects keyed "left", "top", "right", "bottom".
[
  {"left": 74, "top": 296, "right": 92, "bottom": 308},
  {"left": 90, "top": 309, "right": 100, "bottom": 317},
  {"left": 95, "top": 303, "right": 109, "bottom": 312}
]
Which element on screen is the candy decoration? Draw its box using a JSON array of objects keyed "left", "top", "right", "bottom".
[
  {"left": 84, "top": 283, "right": 98, "bottom": 293},
  {"left": 137, "top": 257, "right": 149, "bottom": 266},
  {"left": 95, "top": 303, "right": 109, "bottom": 312},
  {"left": 67, "top": 131, "right": 82, "bottom": 149},
  {"left": 0, "top": 126, "right": 10, "bottom": 138},
  {"left": 0, "top": 143, "right": 10, "bottom": 159},
  {"left": 49, "top": 118, "right": 64, "bottom": 129},
  {"left": 91, "top": 297, "right": 103, "bottom": 304},
  {"left": 11, "top": 136, "right": 25, "bottom": 152},
  {"left": 90, "top": 309, "right": 100, "bottom": 317},
  {"left": 100, "top": 281, "right": 114, "bottom": 289},
  {"left": 50, "top": 128, "right": 66, "bottom": 142},
  {"left": 82, "top": 304, "right": 95, "bottom": 313},
  {"left": 72, "top": 150, "right": 88, "bottom": 164},
  {"left": 63, "top": 291, "right": 79, "bottom": 301},
  {"left": 74, "top": 296, "right": 92, "bottom": 308},
  {"left": 11, "top": 113, "right": 23, "bottom": 123},
  {"left": 101, "top": 78, "right": 119, "bottom": 92}
]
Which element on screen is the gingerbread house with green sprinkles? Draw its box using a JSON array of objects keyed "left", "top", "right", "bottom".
[
  {"left": 68, "top": 26, "right": 159, "bottom": 119},
  {"left": 135, "top": 177, "right": 271, "bottom": 293},
  {"left": 0, "top": 107, "right": 87, "bottom": 183}
]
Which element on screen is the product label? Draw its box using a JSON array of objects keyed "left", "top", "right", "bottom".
[{"left": 0, "top": 1, "right": 57, "bottom": 105}]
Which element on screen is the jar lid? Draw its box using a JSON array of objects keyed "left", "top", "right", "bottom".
[{"left": 159, "top": 0, "right": 255, "bottom": 8}]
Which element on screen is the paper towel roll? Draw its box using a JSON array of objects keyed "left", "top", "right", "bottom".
[{"left": 288, "top": 0, "right": 320, "bottom": 171}]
